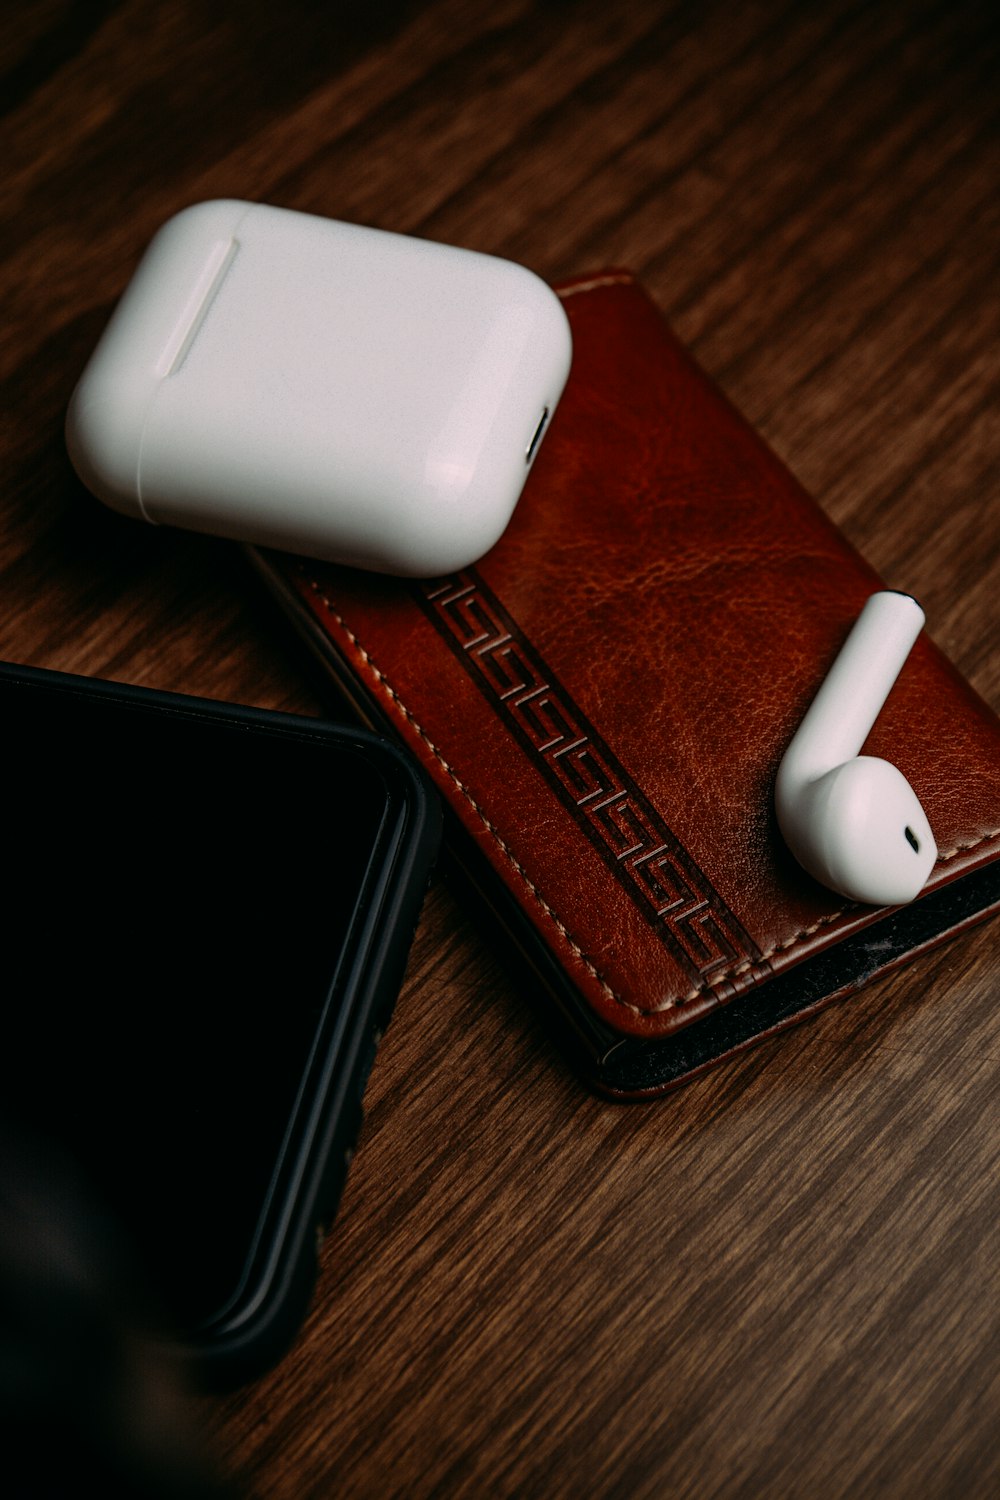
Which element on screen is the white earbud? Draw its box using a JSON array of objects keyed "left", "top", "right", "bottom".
[{"left": 775, "top": 590, "right": 937, "bottom": 906}]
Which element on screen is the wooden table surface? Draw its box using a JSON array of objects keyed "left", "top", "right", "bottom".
[{"left": 5, "top": 2, "right": 999, "bottom": 1496}]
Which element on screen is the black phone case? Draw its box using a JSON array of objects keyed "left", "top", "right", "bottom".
[{"left": 0, "top": 660, "right": 441, "bottom": 1387}]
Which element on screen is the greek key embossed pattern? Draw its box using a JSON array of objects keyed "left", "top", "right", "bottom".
[{"left": 418, "top": 572, "right": 765, "bottom": 988}]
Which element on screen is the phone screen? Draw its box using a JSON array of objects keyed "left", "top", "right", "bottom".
[{"left": 0, "top": 665, "right": 433, "bottom": 1361}]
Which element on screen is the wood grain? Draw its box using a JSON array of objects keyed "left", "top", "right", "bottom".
[{"left": 3, "top": 2, "right": 999, "bottom": 1496}]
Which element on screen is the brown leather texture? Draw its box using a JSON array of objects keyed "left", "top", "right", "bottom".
[{"left": 249, "top": 272, "right": 1000, "bottom": 1076}]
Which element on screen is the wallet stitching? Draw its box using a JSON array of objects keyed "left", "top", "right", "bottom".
[
  {"left": 308, "top": 576, "right": 1000, "bottom": 1016},
  {"left": 679, "top": 831, "right": 1000, "bottom": 1007},
  {"left": 557, "top": 272, "right": 635, "bottom": 299},
  {"left": 936, "top": 831, "right": 1000, "bottom": 861},
  {"left": 305, "top": 585, "right": 625, "bottom": 1005}
]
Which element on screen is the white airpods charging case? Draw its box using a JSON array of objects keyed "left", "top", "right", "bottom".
[{"left": 66, "top": 200, "right": 573, "bottom": 576}]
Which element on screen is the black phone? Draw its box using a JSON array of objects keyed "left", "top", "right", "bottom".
[{"left": 0, "top": 660, "right": 440, "bottom": 1388}]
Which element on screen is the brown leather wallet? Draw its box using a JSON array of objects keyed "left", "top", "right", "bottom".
[{"left": 246, "top": 271, "right": 1000, "bottom": 1097}]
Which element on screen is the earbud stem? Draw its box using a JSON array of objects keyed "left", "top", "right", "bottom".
[{"left": 780, "top": 591, "right": 924, "bottom": 784}]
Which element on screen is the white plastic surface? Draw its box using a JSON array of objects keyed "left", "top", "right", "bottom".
[
  {"left": 774, "top": 591, "right": 938, "bottom": 906},
  {"left": 66, "top": 200, "right": 573, "bottom": 575}
]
